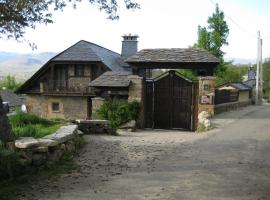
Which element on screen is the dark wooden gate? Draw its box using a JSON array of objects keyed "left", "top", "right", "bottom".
[{"left": 145, "top": 70, "right": 194, "bottom": 130}]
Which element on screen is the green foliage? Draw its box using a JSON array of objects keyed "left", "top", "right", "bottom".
[
  {"left": 177, "top": 69, "right": 198, "bottom": 81},
  {"left": 0, "top": 0, "right": 139, "bottom": 44},
  {"left": 96, "top": 98, "right": 140, "bottom": 129},
  {"left": 215, "top": 64, "right": 248, "bottom": 85},
  {"left": 0, "top": 148, "right": 20, "bottom": 180},
  {"left": 194, "top": 4, "right": 229, "bottom": 69},
  {"left": 9, "top": 111, "right": 62, "bottom": 138},
  {"left": 0, "top": 76, "right": 23, "bottom": 91},
  {"left": 9, "top": 111, "right": 54, "bottom": 127},
  {"left": 263, "top": 61, "right": 270, "bottom": 102}
]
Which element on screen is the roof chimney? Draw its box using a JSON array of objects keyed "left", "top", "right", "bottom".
[{"left": 121, "top": 34, "right": 138, "bottom": 60}]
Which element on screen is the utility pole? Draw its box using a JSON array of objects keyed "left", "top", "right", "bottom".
[
  {"left": 255, "top": 31, "right": 263, "bottom": 105},
  {"left": 255, "top": 31, "right": 260, "bottom": 105},
  {"left": 259, "top": 38, "right": 263, "bottom": 104}
]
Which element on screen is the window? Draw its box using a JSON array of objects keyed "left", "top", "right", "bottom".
[
  {"left": 74, "top": 65, "right": 84, "bottom": 77},
  {"left": 52, "top": 102, "right": 60, "bottom": 112}
]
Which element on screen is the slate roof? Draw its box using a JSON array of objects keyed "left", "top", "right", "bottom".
[
  {"left": 52, "top": 40, "right": 127, "bottom": 71},
  {"left": 231, "top": 83, "right": 251, "bottom": 91},
  {"left": 0, "top": 89, "right": 25, "bottom": 107},
  {"left": 17, "top": 40, "right": 129, "bottom": 93},
  {"left": 243, "top": 79, "right": 256, "bottom": 88},
  {"left": 89, "top": 71, "right": 132, "bottom": 88},
  {"left": 218, "top": 83, "right": 252, "bottom": 91},
  {"left": 126, "top": 48, "right": 220, "bottom": 64}
]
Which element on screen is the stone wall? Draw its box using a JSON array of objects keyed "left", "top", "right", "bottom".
[
  {"left": 26, "top": 95, "right": 88, "bottom": 120},
  {"left": 197, "top": 76, "right": 216, "bottom": 116},
  {"left": 75, "top": 119, "right": 114, "bottom": 134},
  {"left": 214, "top": 100, "right": 252, "bottom": 114},
  {"left": 68, "top": 77, "right": 91, "bottom": 90},
  {"left": 14, "top": 125, "right": 83, "bottom": 167},
  {"left": 239, "top": 91, "right": 250, "bottom": 102},
  {"left": 127, "top": 75, "right": 144, "bottom": 128}
]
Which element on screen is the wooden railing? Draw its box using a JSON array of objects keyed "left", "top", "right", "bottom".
[{"left": 43, "top": 80, "right": 94, "bottom": 95}]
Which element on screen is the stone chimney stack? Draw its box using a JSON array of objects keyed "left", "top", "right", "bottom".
[{"left": 121, "top": 34, "right": 138, "bottom": 60}]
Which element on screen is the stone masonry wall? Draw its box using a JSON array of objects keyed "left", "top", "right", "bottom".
[
  {"left": 128, "top": 75, "right": 144, "bottom": 128},
  {"left": 26, "top": 95, "right": 88, "bottom": 120},
  {"left": 198, "top": 76, "right": 216, "bottom": 116},
  {"left": 14, "top": 125, "right": 83, "bottom": 168}
]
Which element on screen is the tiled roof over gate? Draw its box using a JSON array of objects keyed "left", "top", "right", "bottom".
[{"left": 126, "top": 48, "right": 220, "bottom": 63}]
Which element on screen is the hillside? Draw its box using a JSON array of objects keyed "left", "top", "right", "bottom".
[{"left": 0, "top": 52, "right": 56, "bottom": 81}]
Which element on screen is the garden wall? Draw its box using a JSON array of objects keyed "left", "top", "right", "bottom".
[
  {"left": 14, "top": 125, "right": 83, "bottom": 167},
  {"left": 214, "top": 100, "right": 252, "bottom": 114}
]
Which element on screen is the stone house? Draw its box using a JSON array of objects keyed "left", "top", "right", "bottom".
[
  {"left": 0, "top": 89, "right": 25, "bottom": 112},
  {"left": 17, "top": 36, "right": 139, "bottom": 120},
  {"left": 18, "top": 35, "right": 220, "bottom": 130},
  {"left": 216, "top": 83, "right": 252, "bottom": 103}
]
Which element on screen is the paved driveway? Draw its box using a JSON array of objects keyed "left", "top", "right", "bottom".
[{"left": 23, "top": 105, "right": 270, "bottom": 200}]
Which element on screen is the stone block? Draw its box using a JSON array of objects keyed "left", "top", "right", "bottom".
[
  {"left": 47, "top": 149, "right": 64, "bottom": 162},
  {"left": 32, "top": 153, "right": 47, "bottom": 166},
  {"left": 37, "top": 138, "right": 59, "bottom": 147},
  {"left": 15, "top": 137, "right": 39, "bottom": 149},
  {"left": 44, "top": 125, "right": 78, "bottom": 143},
  {"left": 33, "top": 146, "right": 48, "bottom": 153}
]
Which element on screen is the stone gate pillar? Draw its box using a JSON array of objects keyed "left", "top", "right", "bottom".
[
  {"left": 196, "top": 76, "right": 216, "bottom": 128},
  {"left": 128, "top": 75, "right": 144, "bottom": 128}
]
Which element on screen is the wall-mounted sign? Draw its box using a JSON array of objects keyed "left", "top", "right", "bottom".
[
  {"left": 200, "top": 95, "right": 214, "bottom": 105},
  {"left": 203, "top": 84, "right": 211, "bottom": 91}
]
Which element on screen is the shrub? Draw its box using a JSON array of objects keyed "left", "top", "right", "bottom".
[
  {"left": 0, "top": 146, "right": 20, "bottom": 180},
  {"left": 96, "top": 98, "right": 140, "bottom": 129}
]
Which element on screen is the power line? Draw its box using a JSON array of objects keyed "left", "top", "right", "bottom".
[{"left": 208, "top": 0, "right": 257, "bottom": 38}]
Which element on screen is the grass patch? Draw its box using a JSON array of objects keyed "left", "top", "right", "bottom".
[
  {"left": 8, "top": 111, "right": 64, "bottom": 138},
  {"left": 196, "top": 123, "right": 212, "bottom": 133}
]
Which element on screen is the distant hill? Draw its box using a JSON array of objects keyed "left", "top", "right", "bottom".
[
  {"left": 225, "top": 58, "right": 256, "bottom": 65},
  {"left": 0, "top": 52, "right": 56, "bottom": 81}
]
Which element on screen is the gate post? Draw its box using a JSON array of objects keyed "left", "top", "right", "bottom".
[
  {"left": 196, "top": 76, "right": 216, "bottom": 129},
  {"left": 128, "top": 75, "right": 144, "bottom": 128}
]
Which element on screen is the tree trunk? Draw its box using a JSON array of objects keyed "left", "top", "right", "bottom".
[{"left": 0, "top": 96, "right": 15, "bottom": 145}]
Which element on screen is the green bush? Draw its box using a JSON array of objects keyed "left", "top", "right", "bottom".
[
  {"left": 0, "top": 147, "right": 20, "bottom": 180},
  {"left": 96, "top": 98, "right": 140, "bottom": 129}
]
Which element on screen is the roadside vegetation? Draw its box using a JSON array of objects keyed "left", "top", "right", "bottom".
[
  {"left": 9, "top": 111, "right": 63, "bottom": 138},
  {"left": 96, "top": 98, "right": 140, "bottom": 130},
  {"left": 0, "top": 147, "right": 78, "bottom": 200},
  {"left": 0, "top": 75, "right": 23, "bottom": 91}
]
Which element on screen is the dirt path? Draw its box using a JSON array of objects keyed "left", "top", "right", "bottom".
[{"left": 22, "top": 105, "right": 270, "bottom": 200}]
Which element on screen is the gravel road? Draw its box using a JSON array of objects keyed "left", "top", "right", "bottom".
[{"left": 22, "top": 105, "right": 270, "bottom": 200}]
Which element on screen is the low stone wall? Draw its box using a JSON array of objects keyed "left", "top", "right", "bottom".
[
  {"left": 14, "top": 125, "right": 83, "bottom": 167},
  {"left": 75, "top": 119, "right": 115, "bottom": 135},
  {"left": 214, "top": 100, "right": 252, "bottom": 115}
]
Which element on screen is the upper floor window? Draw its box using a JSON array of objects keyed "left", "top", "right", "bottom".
[{"left": 74, "top": 65, "right": 84, "bottom": 77}]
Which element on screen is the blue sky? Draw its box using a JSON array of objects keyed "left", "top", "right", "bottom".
[{"left": 0, "top": 0, "right": 269, "bottom": 61}]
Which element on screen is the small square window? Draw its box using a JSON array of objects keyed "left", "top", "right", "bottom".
[
  {"left": 74, "top": 65, "right": 84, "bottom": 77},
  {"left": 52, "top": 102, "right": 60, "bottom": 112}
]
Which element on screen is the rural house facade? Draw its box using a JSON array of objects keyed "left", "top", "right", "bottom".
[
  {"left": 17, "top": 36, "right": 138, "bottom": 119},
  {"left": 18, "top": 35, "right": 221, "bottom": 130}
]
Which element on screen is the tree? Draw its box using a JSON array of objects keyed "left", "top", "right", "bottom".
[
  {"left": 0, "top": 0, "right": 140, "bottom": 44},
  {"left": 195, "top": 4, "right": 229, "bottom": 63},
  {"left": 0, "top": 76, "right": 23, "bottom": 91}
]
